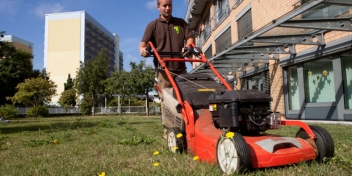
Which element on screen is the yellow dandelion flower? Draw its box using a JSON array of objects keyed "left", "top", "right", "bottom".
[
  {"left": 322, "top": 70, "right": 328, "bottom": 76},
  {"left": 53, "top": 140, "right": 58, "bottom": 144},
  {"left": 308, "top": 71, "right": 312, "bottom": 76},
  {"left": 176, "top": 133, "right": 183, "bottom": 138},
  {"left": 99, "top": 172, "right": 105, "bottom": 176},
  {"left": 225, "top": 132, "right": 235, "bottom": 139},
  {"left": 193, "top": 156, "right": 199, "bottom": 161},
  {"left": 153, "top": 162, "right": 159, "bottom": 167},
  {"left": 172, "top": 146, "right": 178, "bottom": 151},
  {"left": 153, "top": 151, "right": 159, "bottom": 155}
]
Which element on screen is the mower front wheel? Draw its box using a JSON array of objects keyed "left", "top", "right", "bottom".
[
  {"left": 296, "top": 125, "right": 334, "bottom": 162},
  {"left": 216, "top": 132, "right": 251, "bottom": 174},
  {"left": 167, "top": 128, "right": 186, "bottom": 153}
]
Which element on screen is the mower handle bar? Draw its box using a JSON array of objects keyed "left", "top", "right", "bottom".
[{"left": 146, "top": 41, "right": 233, "bottom": 107}]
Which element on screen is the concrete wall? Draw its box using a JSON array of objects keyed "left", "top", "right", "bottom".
[{"left": 46, "top": 17, "right": 82, "bottom": 103}]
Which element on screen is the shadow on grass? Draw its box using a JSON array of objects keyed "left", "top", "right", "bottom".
[
  {"left": 0, "top": 119, "right": 157, "bottom": 134},
  {"left": 0, "top": 122, "right": 96, "bottom": 134}
]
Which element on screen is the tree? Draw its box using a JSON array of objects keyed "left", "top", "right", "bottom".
[
  {"left": 105, "top": 69, "right": 132, "bottom": 115},
  {"left": 59, "top": 74, "right": 77, "bottom": 109},
  {"left": 0, "top": 41, "right": 33, "bottom": 105},
  {"left": 129, "top": 61, "right": 155, "bottom": 116},
  {"left": 105, "top": 61, "right": 155, "bottom": 115},
  {"left": 58, "top": 88, "right": 77, "bottom": 108},
  {"left": 64, "top": 73, "right": 74, "bottom": 91},
  {"left": 8, "top": 75, "right": 57, "bottom": 112},
  {"left": 75, "top": 48, "right": 110, "bottom": 116}
]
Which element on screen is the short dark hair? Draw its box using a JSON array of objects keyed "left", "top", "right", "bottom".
[{"left": 157, "top": 0, "right": 172, "bottom": 5}]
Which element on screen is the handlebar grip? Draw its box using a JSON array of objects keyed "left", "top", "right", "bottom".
[{"left": 146, "top": 45, "right": 152, "bottom": 53}]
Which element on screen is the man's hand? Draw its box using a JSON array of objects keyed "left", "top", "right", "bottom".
[
  {"left": 140, "top": 47, "right": 151, "bottom": 58},
  {"left": 181, "top": 47, "right": 189, "bottom": 57}
]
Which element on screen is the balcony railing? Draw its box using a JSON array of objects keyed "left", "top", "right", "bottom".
[
  {"left": 86, "top": 32, "right": 114, "bottom": 51},
  {"left": 86, "top": 25, "right": 115, "bottom": 48}
]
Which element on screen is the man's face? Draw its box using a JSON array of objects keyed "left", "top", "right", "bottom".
[{"left": 157, "top": 0, "right": 172, "bottom": 18}]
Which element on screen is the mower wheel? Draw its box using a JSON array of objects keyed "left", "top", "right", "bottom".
[
  {"left": 167, "top": 128, "right": 186, "bottom": 153},
  {"left": 296, "top": 125, "right": 334, "bottom": 162},
  {"left": 216, "top": 132, "right": 251, "bottom": 174}
]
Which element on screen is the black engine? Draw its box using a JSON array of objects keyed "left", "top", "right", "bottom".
[{"left": 208, "top": 90, "right": 281, "bottom": 134}]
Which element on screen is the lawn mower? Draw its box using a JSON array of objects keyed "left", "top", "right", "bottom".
[{"left": 147, "top": 41, "right": 334, "bottom": 174}]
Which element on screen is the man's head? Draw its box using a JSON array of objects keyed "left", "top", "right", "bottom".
[{"left": 157, "top": 0, "right": 172, "bottom": 21}]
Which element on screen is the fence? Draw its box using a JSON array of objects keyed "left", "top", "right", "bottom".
[
  {"left": 16, "top": 106, "right": 161, "bottom": 116},
  {"left": 93, "top": 106, "right": 161, "bottom": 115},
  {"left": 16, "top": 107, "right": 81, "bottom": 115}
]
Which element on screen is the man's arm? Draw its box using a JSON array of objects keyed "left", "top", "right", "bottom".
[
  {"left": 185, "top": 37, "right": 195, "bottom": 47},
  {"left": 139, "top": 41, "right": 150, "bottom": 58}
]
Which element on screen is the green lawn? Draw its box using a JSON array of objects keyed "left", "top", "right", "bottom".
[{"left": 0, "top": 115, "right": 351, "bottom": 176}]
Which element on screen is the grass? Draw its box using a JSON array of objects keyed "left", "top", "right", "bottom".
[{"left": 0, "top": 115, "right": 351, "bottom": 176}]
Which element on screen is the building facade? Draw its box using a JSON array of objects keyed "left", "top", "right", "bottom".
[
  {"left": 185, "top": 0, "right": 352, "bottom": 121},
  {"left": 44, "top": 11, "right": 123, "bottom": 104},
  {"left": 0, "top": 35, "right": 33, "bottom": 54}
]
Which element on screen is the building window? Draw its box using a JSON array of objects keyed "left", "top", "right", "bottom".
[
  {"left": 213, "top": 0, "right": 230, "bottom": 29},
  {"left": 233, "top": 0, "right": 244, "bottom": 9},
  {"left": 342, "top": 51, "right": 352, "bottom": 109},
  {"left": 247, "top": 73, "right": 263, "bottom": 91},
  {"left": 215, "top": 27, "right": 231, "bottom": 54},
  {"left": 203, "top": 12, "right": 211, "bottom": 41},
  {"left": 303, "top": 57, "right": 335, "bottom": 103},
  {"left": 288, "top": 66, "right": 300, "bottom": 110},
  {"left": 204, "top": 44, "right": 213, "bottom": 59},
  {"left": 196, "top": 33, "right": 203, "bottom": 48},
  {"left": 237, "top": 8, "right": 253, "bottom": 40}
]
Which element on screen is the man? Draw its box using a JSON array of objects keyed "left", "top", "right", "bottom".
[{"left": 139, "top": 0, "right": 194, "bottom": 138}]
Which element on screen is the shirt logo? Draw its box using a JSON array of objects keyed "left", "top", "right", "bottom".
[{"left": 174, "top": 26, "right": 179, "bottom": 34}]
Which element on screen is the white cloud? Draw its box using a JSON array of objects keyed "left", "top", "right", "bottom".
[
  {"left": 146, "top": 0, "right": 157, "bottom": 11},
  {"left": 145, "top": 58, "right": 154, "bottom": 67},
  {"left": 120, "top": 37, "right": 141, "bottom": 54},
  {"left": 33, "top": 2, "right": 65, "bottom": 18},
  {"left": 0, "top": 0, "right": 21, "bottom": 17},
  {"left": 126, "top": 54, "right": 139, "bottom": 63}
]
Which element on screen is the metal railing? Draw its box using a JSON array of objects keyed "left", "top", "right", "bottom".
[
  {"left": 93, "top": 106, "right": 161, "bottom": 115},
  {"left": 16, "top": 107, "right": 81, "bottom": 115},
  {"left": 16, "top": 106, "right": 161, "bottom": 116}
]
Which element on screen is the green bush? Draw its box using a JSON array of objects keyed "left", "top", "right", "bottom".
[
  {"left": 0, "top": 104, "right": 18, "bottom": 119},
  {"left": 78, "top": 97, "right": 93, "bottom": 115},
  {"left": 27, "top": 106, "right": 49, "bottom": 117}
]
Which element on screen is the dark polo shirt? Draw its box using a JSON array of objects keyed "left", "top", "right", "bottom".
[{"left": 142, "top": 16, "right": 194, "bottom": 71}]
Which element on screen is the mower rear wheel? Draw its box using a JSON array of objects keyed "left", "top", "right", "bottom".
[
  {"left": 296, "top": 125, "right": 334, "bottom": 162},
  {"left": 216, "top": 132, "right": 251, "bottom": 174},
  {"left": 167, "top": 128, "right": 186, "bottom": 153}
]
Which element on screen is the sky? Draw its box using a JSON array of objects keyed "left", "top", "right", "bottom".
[{"left": 0, "top": 0, "right": 189, "bottom": 71}]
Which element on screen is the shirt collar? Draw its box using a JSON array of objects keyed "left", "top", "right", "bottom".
[{"left": 158, "top": 15, "right": 174, "bottom": 23}]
